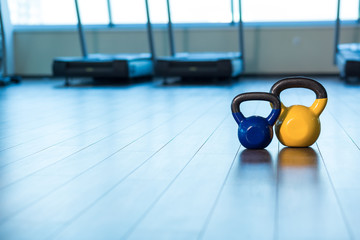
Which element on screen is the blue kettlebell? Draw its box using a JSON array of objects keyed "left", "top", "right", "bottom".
[{"left": 231, "top": 92, "right": 281, "bottom": 149}]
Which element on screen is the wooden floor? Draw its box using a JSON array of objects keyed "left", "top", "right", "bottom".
[{"left": 0, "top": 76, "right": 359, "bottom": 240}]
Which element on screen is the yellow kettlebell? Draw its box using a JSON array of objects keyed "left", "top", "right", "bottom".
[{"left": 270, "top": 77, "right": 328, "bottom": 147}]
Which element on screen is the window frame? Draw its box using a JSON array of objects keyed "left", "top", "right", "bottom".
[{"left": 11, "top": 19, "right": 360, "bottom": 33}]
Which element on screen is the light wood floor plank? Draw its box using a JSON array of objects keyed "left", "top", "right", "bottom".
[
  {"left": 125, "top": 118, "right": 238, "bottom": 240},
  {"left": 48, "top": 96, "right": 231, "bottom": 240},
  {"left": 200, "top": 79, "right": 280, "bottom": 240},
  {"left": 201, "top": 135, "right": 279, "bottom": 240},
  {"left": 273, "top": 80, "right": 350, "bottom": 240},
  {"left": 125, "top": 81, "right": 269, "bottom": 239},
  {"left": 0, "top": 92, "right": 220, "bottom": 226},
  {"left": 315, "top": 83, "right": 360, "bottom": 239},
  {"left": 0, "top": 86, "right": 227, "bottom": 240},
  {"left": 0, "top": 87, "right": 207, "bottom": 187},
  {"left": 0, "top": 85, "right": 194, "bottom": 166},
  {"left": 0, "top": 77, "right": 358, "bottom": 240}
]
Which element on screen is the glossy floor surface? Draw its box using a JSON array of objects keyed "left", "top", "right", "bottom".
[{"left": 0, "top": 77, "right": 359, "bottom": 240}]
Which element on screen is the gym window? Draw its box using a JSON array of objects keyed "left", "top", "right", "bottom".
[{"left": 8, "top": 0, "right": 360, "bottom": 26}]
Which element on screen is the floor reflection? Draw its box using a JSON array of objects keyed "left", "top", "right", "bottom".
[
  {"left": 240, "top": 149, "right": 272, "bottom": 164},
  {"left": 236, "top": 149, "right": 275, "bottom": 182},
  {"left": 277, "top": 147, "right": 319, "bottom": 184},
  {"left": 235, "top": 147, "right": 320, "bottom": 184},
  {"left": 278, "top": 147, "right": 318, "bottom": 167}
]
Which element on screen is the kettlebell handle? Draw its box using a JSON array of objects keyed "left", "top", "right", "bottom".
[
  {"left": 231, "top": 92, "right": 281, "bottom": 126},
  {"left": 270, "top": 77, "right": 327, "bottom": 99},
  {"left": 270, "top": 77, "right": 328, "bottom": 116}
]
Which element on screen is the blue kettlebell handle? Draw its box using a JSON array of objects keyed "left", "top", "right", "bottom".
[{"left": 231, "top": 92, "right": 281, "bottom": 126}]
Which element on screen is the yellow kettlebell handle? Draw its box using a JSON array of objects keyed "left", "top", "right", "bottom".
[
  {"left": 309, "top": 98, "right": 327, "bottom": 117},
  {"left": 270, "top": 77, "right": 328, "bottom": 116}
]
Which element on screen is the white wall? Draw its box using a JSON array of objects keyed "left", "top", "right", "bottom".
[{"left": 13, "top": 24, "right": 360, "bottom": 76}]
